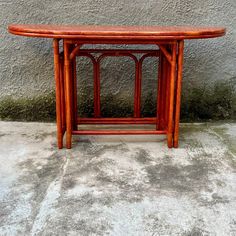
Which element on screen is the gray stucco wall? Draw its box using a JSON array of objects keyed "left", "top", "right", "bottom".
[{"left": 0, "top": 0, "right": 235, "bottom": 121}]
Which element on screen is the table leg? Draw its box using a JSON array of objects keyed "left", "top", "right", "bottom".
[
  {"left": 71, "top": 46, "right": 78, "bottom": 131},
  {"left": 53, "top": 39, "right": 63, "bottom": 149},
  {"left": 64, "top": 40, "right": 73, "bottom": 149},
  {"left": 165, "top": 54, "right": 171, "bottom": 133},
  {"left": 173, "top": 40, "right": 184, "bottom": 148},
  {"left": 59, "top": 54, "right": 66, "bottom": 135},
  {"left": 167, "top": 43, "right": 177, "bottom": 148},
  {"left": 157, "top": 52, "right": 164, "bottom": 130}
]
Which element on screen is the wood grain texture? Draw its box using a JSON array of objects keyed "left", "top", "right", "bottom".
[{"left": 8, "top": 24, "right": 226, "bottom": 40}]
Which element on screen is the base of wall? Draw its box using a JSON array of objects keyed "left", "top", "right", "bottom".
[{"left": 0, "top": 81, "right": 235, "bottom": 122}]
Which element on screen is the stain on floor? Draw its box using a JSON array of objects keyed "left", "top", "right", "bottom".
[{"left": 0, "top": 121, "right": 235, "bottom": 236}]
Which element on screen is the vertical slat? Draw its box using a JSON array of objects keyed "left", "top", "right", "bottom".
[
  {"left": 64, "top": 40, "right": 72, "bottom": 149},
  {"left": 164, "top": 52, "right": 170, "bottom": 129},
  {"left": 94, "top": 61, "right": 101, "bottom": 117},
  {"left": 59, "top": 55, "right": 65, "bottom": 133},
  {"left": 167, "top": 42, "right": 177, "bottom": 148},
  {"left": 72, "top": 55, "right": 78, "bottom": 130},
  {"left": 68, "top": 45, "right": 75, "bottom": 130},
  {"left": 173, "top": 40, "right": 184, "bottom": 148},
  {"left": 53, "top": 39, "right": 63, "bottom": 149},
  {"left": 134, "top": 61, "right": 141, "bottom": 118},
  {"left": 157, "top": 49, "right": 169, "bottom": 131},
  {"left": 156, "top": 51, "right": 163, "bottom": 130}
]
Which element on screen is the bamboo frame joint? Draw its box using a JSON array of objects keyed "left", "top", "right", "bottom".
[{"left": 159, "top": 45, "right": 172, "bottom": 64}]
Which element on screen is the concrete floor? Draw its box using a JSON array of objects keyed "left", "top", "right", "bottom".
[{"left": 0, "top": 121, "right": 235, "bottom": 236}]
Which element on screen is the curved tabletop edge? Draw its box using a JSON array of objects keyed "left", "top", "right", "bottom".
[{"left": 8, "top": 24, "right": 226, "bottom": 40}]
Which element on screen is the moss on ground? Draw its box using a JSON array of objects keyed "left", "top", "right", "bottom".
[{"left": 0, "top": 80, "right": 235, "bottom": 122}]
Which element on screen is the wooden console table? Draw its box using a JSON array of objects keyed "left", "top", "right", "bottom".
[{"left": 8, "top": 25, "right": 226, "bottom": 149}]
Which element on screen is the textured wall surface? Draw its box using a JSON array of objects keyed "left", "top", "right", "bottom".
[{"left": 0, "top": 0, "right": 235, "bottom": 120}]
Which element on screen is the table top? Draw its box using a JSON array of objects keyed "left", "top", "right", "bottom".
[{"left": 8, "top": 24, "right": 226, "bottom": 40}]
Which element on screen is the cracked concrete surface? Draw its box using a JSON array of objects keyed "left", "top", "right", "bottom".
[{"left": 0, "top": 121, "right": 236, "bottom": 235}]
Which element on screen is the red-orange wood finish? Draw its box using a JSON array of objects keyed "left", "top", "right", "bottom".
[
  {"left": 72, "top": 130, "right": 166, "bottom": 135},
  {"left": 63, "top": 41, "right": 73, "bottom": 149},
  {"left": 8, "top": 25, "right": 225, "bottom": 39},
  {"left": 53, "top": 39, "right": 62, "bottom": 148},
  {"left": 77, "top": 117, "right": 157, "bottom": 124},
  {"left": 8, "top": 24, "right": 226, "bottom": 149},
  {"left": 174, "top": 40, "right": 184, "bottom": 148},
  {"left": 59, "top": 54, "right": 66, "bottom": 135}
]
